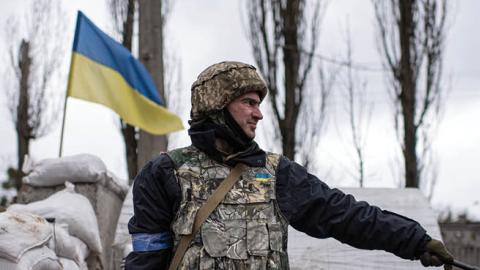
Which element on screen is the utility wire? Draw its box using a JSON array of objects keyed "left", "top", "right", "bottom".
[
  {"left": 306, "top": 50, "right": 386, "bottom": 72},
  {"left": 283, "top": 45, "right": 387, "bottom": 72}
]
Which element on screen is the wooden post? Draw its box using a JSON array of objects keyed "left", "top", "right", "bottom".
[{"left": 137, "top": 0, "right": 168, "bottom": 169}]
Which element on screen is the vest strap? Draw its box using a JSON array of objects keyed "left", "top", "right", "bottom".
[{"left": 168, "top": 163, "right": 247, "bottom": 270}]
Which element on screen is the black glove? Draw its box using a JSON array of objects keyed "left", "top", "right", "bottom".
[{"left": 419, "top": 239, "right": 454, "bottom": 270}]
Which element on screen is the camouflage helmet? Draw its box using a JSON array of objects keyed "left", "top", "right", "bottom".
[{"left": 190, "top": 61, "right": 268, "bottom": 119}]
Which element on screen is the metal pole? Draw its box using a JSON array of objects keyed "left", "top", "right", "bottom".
[
  {"left": 58, "top": 51, "right": 75, "bottom": 157},
  {"left": 58, "top": 94, "right": 68, "bottom": 157},
  {"left": 450, "top": 259, "right": 480, "bottom": 270}
]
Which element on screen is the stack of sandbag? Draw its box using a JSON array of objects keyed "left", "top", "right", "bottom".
[
  {"left": 22, "top": 154, "right": 109, "bottom": 187},
  {"left": 5, "top": 183, "right": 98, "bottom": 270},
  {"left": 0, "top": 211, "right": 60, "bottom": 270},
  {"left": 18, "top": 154, "right": 129, "bottom": 270},
  {"left": 0, "top": 210, "right": 88, "bottom": 269},
  {"left": 46, "top": 222, "right": 89, "bottom": 270}
]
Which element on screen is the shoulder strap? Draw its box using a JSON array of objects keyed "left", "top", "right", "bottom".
[
  {"left": 265, "top": 152, "right": 281, "bottom": 173},
  {"left": 168, "top": 163, "right": 247, "bottom": 270},
  {"left": 167, "top": 145, "right": 197, "bottom": 168}
]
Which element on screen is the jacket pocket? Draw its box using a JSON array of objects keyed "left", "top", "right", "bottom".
[
  {"left": 267, "top": 223, "right": 283, "bottom": 252},
  {"left": 201, "top": 220, "right": 248, "bottom": 260},
  {"left": 247, "top": 221, "right": 269, "bottom": 256}
]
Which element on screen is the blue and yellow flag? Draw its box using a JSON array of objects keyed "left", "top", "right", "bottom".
[{"left": 67, "top": 11, "right": 183, "bottom": 135}]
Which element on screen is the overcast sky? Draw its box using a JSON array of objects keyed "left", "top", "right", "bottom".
[{"left": 1, "top": 0, "right": 479, "bottom": 219}]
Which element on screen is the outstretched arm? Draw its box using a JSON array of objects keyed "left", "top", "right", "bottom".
[{"left": 275, "top": 156, "right": 452, "bottom": 264}]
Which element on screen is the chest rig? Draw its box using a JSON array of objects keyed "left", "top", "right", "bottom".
[{"left": 168, "top": 146, "right": 289, "bottom": 270}]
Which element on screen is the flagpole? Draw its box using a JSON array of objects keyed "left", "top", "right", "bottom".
[
  {"left": 58, "top": 91, "right": 68, "bottom": 158},
  {"left": 59, "top": 11, "right": 82, "bottom": 158},
  {"left": 59, "top": 45, "right": 77, "bottom": 157},
  {"left": 58, "top": 60, "right": 73, "bottom": 157}
]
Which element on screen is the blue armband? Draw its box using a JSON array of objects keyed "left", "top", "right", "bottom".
[{"left": 131, "top": 232, "right": 173, "bottom": 252}]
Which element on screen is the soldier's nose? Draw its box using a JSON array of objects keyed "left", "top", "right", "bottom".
[{"left": 253, "top": 107, "right": 263, "bottom": 120}]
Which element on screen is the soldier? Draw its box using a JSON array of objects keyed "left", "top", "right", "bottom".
[{"left": 126, "top": 61, "right": 453, "bottom": 270}]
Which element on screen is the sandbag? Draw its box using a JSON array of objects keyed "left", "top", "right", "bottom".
[
  {"left": 22, "top": 154, "right": 107, "bottom": 187},
  {"left": 0, "top": 246, "right": 62, "bottom": 270},
  {"left": 59, "top": 257, "right": 81, "bottom": 270},
  {"left": 0, "top": 211, "right": 51, "bottom": 263},
  {"left": 9, "top": 183, "right": 102, "bottom": 253},
  {"left": 47, "top": 223, "right": 89, "bottom": 266}
]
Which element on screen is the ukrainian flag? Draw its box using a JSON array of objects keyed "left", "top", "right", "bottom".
[{"left": 67, "top": 11, "right": 183, "bottom": 135}]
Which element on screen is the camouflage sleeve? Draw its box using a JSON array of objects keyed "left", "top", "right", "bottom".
[
  {"left": 275, "top": 156, "right": 430, "bottom": 260},
  {"left": 126, "top": 153, "right": 181, "bottom": 269}
]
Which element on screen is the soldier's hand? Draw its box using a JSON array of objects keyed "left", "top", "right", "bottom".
[{"left": 419, "top": 239, "right": 454, "bottom": 269}]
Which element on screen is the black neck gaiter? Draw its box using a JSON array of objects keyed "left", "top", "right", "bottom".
[{"left": 188, "top": 109, "right": 266, "bottom": 167}]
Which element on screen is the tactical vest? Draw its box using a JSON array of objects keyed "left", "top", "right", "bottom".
[{"left": 168, "top": 146, "right": 290, "bottom": 270}]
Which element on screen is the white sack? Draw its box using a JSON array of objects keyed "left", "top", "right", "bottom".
[
  {"left": 9, "top": 183, "right": 102, "bottom": 253},
  {"left": 59, "top": 257, "right": 81, "bottom": 270},
  {"left": 47, "top": 223, "right": 89, "bottom": 265},
  {"left": 106, "top": 170, "right": 129, "bottom": 191},
  {"left": 0, "top": 211, "right": 51, "bottom": 262},
  {"left": 23, "top": 153, "right": 107, "bottom": 187},
  {"left": 0, "top": 246, "right": 62, "bottom": 270}
]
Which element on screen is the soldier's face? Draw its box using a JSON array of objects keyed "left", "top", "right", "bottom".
[{"left": 227, "top": 92, "right": 263, "bottom": 139}]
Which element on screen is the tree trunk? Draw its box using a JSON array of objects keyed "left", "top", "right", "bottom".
[
  {"left": 122, "top": 123, "right": 138, "bottom": 181},
  {"left": 281, "top": 0, "right": 301, "bottom": 160},
  {"left": 119, "top": 0, "right": 139, "bottom": 182},
  {"left": 398, "top": 0, "right": 419, "bottom": 187},
  {"left": 122, "top": 0, "right": 135, "bottom": 52},
  {"left": 15, "top": 40, "right": 31, "bottom": 190},
  {"left": 374, "top": 0, "right": 446, "bottom": 191},
  {"left": 137, "top": 0, "right": 168, "bottom": 169}
]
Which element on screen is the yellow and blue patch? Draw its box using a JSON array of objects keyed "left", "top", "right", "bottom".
[{"left": 255, "top": 172, "right": 273, "bottom": 183}]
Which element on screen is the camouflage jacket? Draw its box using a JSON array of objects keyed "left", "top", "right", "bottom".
[
  {"left": 127, "top": 146, "right": 430, "bottom": 270},
  {"left": 169, "top": 146, "right": 289, "bottom": 269}
]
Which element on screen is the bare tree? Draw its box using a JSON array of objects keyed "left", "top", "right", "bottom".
[
  {"left": 340, "top": 23, "right": 373, "bottom": 187},
  {"left": 246, "top": 0, "right": 328, "bottom": 163},
  {"left": 108, "top": 0, "right": 138, "bottom": 181},
  {"left": 4, "top": 0, "right": 65, "bottom": 190},
  {"left": 373, "top": 0, "right": 447, "bottom": 191}
]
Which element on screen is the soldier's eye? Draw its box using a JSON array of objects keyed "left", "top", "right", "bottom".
[{"left": 243, "top": 99, "right": 257, "bottom": 106}]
